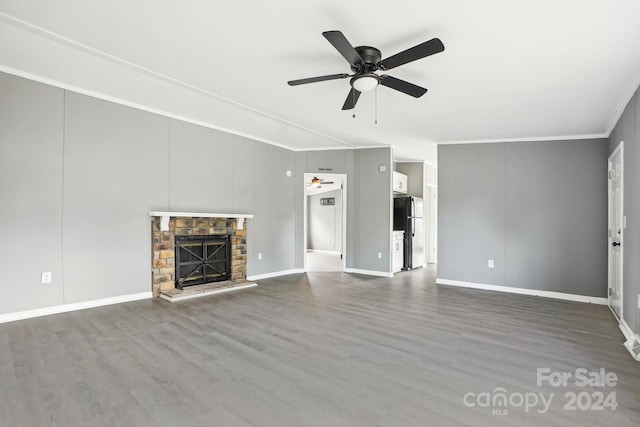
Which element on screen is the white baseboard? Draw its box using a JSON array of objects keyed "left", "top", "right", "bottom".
[
  {"left": 619, "top": 319, "right": 640, "bottom": 361},
  {"left": 248, "top": 267, "right": 392, "bottom": 279},
  {"left": 307, "top": 250, "right": 341, "bottom": 255},
  {"left": 619, "top": 318, "right": 634, "bottom": 340},
  {"left": 345, "top": 268, "right": 394, "bottom": 278},
  {"left": 0, "top": 292, "right": 153, "bottom": 324},
  {"left": 247, "top": 269, "right": 304, "bottom": 281},
  {"left": 436, "top": 278, "right": 608, "bottom": 305}
]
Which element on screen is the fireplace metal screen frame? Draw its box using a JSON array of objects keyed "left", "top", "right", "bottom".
[{"left": 175, "top": 234, "right": 232, "bottom": 289}]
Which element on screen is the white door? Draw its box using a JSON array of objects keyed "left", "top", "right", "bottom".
[{"left": 608, "top": 143, "right": 623, "bottom": 319}]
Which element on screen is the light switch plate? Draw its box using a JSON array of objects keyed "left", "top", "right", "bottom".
[
  {"left": 41, "top": 272, "right": 52, "bottom": 284},
  {"left": 488, "top": 260, "right": 495, "bottom": 268}
]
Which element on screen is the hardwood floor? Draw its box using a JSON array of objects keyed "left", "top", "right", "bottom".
[{"left": 0, "top": 266, "right": 638, "bottom": 426}]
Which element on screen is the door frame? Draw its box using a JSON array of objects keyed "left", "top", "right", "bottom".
[
  {"left": 303, "top": 173, "right": 347, "bottom": 272},
  {"left": 426, "top": 184, "right": 437, "bottom": 264},
  {"left": 607, "top": 141, "right": 624, "bottom": 321}
]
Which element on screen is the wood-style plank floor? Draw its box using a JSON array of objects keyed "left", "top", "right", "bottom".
[{"left": 0, "top": 267, "right": 638, "bottom": 426}]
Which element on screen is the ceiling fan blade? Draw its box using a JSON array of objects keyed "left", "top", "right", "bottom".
[
  {"left": 342, "top": 88, "right": 361, "bottom": 110},
  {"left": 322, "top": 31, "right": 364, "bottom": 67},
  {"left": 288, "top": 73, "right": 350, "bottom": 86},
  {"left": 380, "top": 75, "right": 427, "bottom": 98},
  {"left": 379, "top": 38, "right": 445, "bottom": 70},
  {"left": 322, "top": 181, "right": 335, "bottom": 184}
]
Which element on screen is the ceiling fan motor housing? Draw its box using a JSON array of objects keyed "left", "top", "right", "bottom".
[{"left": 351, "top": 46, "right": 382, "bottom": 73}]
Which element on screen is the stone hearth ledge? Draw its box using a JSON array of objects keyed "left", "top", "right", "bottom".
[
  {"left": 149, "top": 211, "right": 254, "bottom": 231},
  {"left": 159, "top": 280, "right": 257, "bottom": 302}
]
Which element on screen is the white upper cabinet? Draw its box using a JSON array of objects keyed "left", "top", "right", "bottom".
[{"left": 393, "top": 171, "right": 408, "bottom": 194}]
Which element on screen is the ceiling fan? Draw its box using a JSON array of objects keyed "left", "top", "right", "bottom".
[
  {"left": 307, "top": 177, "right": 335, "bottom": 188},
  {"left": 288, "top": 30, "right": 445, "bottom": 110}
]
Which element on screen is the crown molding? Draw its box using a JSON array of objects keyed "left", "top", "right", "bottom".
[
  {"left": 438, "top": 134, "right": 607, "bottom": 145},
  {"left": 605, "top": 70, "right": 640, "bottom": 137}
]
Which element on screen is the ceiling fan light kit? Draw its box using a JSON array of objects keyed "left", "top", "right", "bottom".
[
  {"left": 287, "top": 30, "right": 444, "bottom": 111},
  {"left": 351, "top": 73, "right": 379, "bottom": 92}
]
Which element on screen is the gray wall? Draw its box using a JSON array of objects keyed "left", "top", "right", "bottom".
[
  {"left": 165, "top": 119, "right": 298, "bottom": 276},
  {"left": 355, "top": 148, "right": 393, "bottom": 272},
  {"left": 0, "top": 71, "right": 393, "bottom": 316},
  {"left": 168, "top": 120, "right": 233, "bottom": 211},
  {"left": 438, "top": 139, "right": 608, "bottom": 297},
  {"left": 300, "top": 148, "right": 392, "bottom": 272},
  {"left": 609, "top": 89, "right": 640, "bottom": 336},
  {"left": 438, "top": 144, "right": 506, "bottom": 285},
  {"left": 63, "top": 93, "right": 169, "bottom": 303},
  {"left": 250, "top": 142, "right": 297, "bottom": 275},
  {"left": 0, "top": 74, "right": 64, "bottom": 313}
]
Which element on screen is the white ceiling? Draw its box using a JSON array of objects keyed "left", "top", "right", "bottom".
[{"left": 1, "top": 0, "right": 640, "bottom": 163}]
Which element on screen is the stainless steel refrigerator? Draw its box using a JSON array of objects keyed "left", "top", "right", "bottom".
[{"left": 393, "top": 196, "right": 425, "bottom": 270}]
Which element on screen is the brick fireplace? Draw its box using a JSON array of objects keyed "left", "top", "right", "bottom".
[{"left": 150, "top": 214, "right": 250, "bottom": 297}]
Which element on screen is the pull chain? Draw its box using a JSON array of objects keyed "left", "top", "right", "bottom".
[
  {"left": 352, "top": 90, "right": 356, "bottom": 118},
  {"left": 375, "top": 86, "right": 378, "bottom": 124}
]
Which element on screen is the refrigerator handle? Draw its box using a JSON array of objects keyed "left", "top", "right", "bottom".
[{"left": 411, "top": 198, "right": 415, "bottom": 236}]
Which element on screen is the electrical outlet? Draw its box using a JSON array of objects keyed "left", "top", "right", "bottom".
[
  {"left": 258, "top": 253, "right": 263, "bottom": 260},
  {"left": 488, "top": 260, "right": 495, "bottom": 269},
  {"left": 41, "top": 272, "right": 52, "bottom": 284},
  {"left": 377, "top": 252, "right": 382, "bottom": 259}
]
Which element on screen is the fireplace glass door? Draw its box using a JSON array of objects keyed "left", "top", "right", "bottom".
[{"left": 175, "top": 235, "right": 231, "bottom": 289}]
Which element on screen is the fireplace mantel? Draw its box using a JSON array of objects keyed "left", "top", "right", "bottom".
[{"left": 149, "top": 211, "right": 254, "bottom": 231}]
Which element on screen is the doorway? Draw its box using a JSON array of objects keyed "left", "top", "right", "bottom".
[
  {"left": 608, "top": 142, "right": 623, "bottom": 320},
  {"left": 304, "top": 173, "right": 347, "bottom": 272}
]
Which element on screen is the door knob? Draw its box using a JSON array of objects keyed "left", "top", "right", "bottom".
[{"left": 612, "top": 242, "right": 621, "bottom": 247}]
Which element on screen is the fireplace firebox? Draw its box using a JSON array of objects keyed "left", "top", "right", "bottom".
[{"left": 175, "top": 234, "right": 231, "bottom": 289}]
